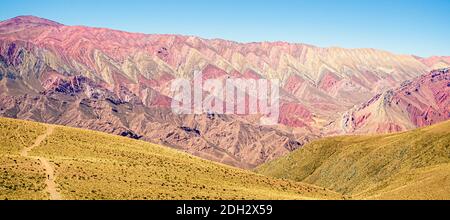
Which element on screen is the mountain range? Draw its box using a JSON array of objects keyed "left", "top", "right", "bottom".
[{"left": 0, "top": 15, "right": 449, "bottom": 168}]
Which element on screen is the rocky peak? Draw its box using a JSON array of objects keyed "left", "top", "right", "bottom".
[{"left": 0, "top": 16, "right": 63, "bottom": 28}]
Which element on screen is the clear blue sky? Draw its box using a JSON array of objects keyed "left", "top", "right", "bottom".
[{"left": 0, "top": 0, "right": 449, "bottom": 57}]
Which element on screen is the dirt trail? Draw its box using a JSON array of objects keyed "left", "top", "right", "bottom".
[{"left": 20, "top": 125, "right": 62, "bottom": 200}]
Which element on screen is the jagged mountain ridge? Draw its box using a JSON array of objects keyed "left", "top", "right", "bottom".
[{"left": 0, "top": 16, "right": 432, "bottom": 122}]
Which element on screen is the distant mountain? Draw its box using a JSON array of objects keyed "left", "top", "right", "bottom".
[
  {"left": 0, "top": 16, "right": 448, "bottom": 168},
  {"left": 0, "top": 74, "right": 307, "bottom": 169},
  {"left": 325, "top": 68, "right": 449, "bottom": 134},
  {"left": 257, "top": 120, "right": 450, "bottom": 199},
  {"left": 415, "top": 56, "right": 450, "bottom": 70},
  {"left": 0, "top": 16, "right": 433, "bottom": 122}
]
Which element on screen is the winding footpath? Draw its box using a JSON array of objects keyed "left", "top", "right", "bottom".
[{"left": 20, "top": 125, "right": 62, "bottom": 200}]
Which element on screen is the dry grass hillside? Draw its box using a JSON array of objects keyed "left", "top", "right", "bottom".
[
  {"left": 257, "top": 120, "right": 450, "bottom": 199},
  {"left": 0, "top": 117, "right": 342, "bottom": 200}
]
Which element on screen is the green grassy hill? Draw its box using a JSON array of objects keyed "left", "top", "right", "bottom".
[
  {"left": 0, "top": 117, "right": 342, "bottom": 200},
  {"left": 257, "top": 120, "right": 450, "bottom": 199}
]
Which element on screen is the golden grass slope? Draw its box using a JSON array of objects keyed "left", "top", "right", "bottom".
[
  {"left": 0, "top": 117, "right": 342, "bottom": 200},
  {"left": 0, "top": 119, "right": 48, "bottom": 199},
  {"left": 257, "top": 120, "right": 450, "bottom": 199}
]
